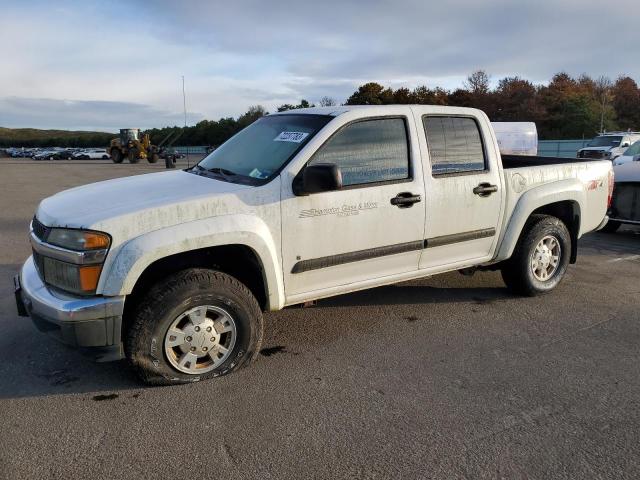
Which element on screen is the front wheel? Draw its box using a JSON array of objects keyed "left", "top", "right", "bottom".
[
  {"left": 111, "top": 149, "right": 123, "bottom": 163},
  {"left": 501, "top": 214, "right": 571, "bottom": 296},
  {"left": 126, "top": 269, "right": 263, "bottom": 385}
]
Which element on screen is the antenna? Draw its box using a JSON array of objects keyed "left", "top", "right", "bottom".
[{"left": 182, "top": 75, "right": 189, "bottom": 168}]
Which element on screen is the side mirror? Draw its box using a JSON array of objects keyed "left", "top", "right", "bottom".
[
  {"left": 293, "top": 163, "right": 343, "bottom": 195},
  {"left": 634, "top": 154, "right": 640, "bottom": 162},
  {"left": 621, "top": 142, "right": 630, "bottom": 148}
]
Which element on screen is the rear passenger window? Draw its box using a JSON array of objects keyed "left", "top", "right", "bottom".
[
  {"left": 423, "top": 116, "right": 486, "bottom": 175},
  {"left": 309, "top": 118, "right": 409, "bottom": 186}
]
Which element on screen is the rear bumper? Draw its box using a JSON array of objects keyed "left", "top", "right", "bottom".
[
  {"left": 594, "top": 215, "right": 610, "bottom": 231},
  {"left": 15, "top": 256, "right": 125, "bottom": 361}
]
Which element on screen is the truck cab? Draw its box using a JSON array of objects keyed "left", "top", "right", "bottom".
[{"left": 15, "top": 106, "right": 613, "bottom": 385}]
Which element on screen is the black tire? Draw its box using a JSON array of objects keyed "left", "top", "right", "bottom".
[
  {"left": 148, "top": 153, "right": 159, "bottom": 163},
  {"left": 111, "top": 149, "right": 123, "bottom": 164},
  {"left": 165, "top": 155, "right": 176, "bottom": 169},
  {"left": 126, "top": 269, "right": 263, "bottom": 386},
  {"left": 127, "top": 148, "right": 141, "bottom": 163},
  {"left": 501, "top": 214, "right": 571, "bottom": 296},
  {"left": 601, "top": 219, "right": 621, "bottom": 233}
]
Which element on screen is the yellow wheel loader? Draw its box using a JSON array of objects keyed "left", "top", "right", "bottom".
[
  {"left": 107, "top": 129, "right": 159, "bottom": 164},
  {"left": 108, "top": 128, "right": 184, "bottom": 165}
]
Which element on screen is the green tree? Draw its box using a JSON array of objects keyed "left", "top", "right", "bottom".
[
  {"left": 345, "top": 82, "right": 394, "bottom": 105},
  {"left": 237, "top": 105, "right": 267, "bottom": 128},
  {"left": 612, "top": 76, "right": 640, "bottom": 130},
  {"left": 277, "top": 99, "right": 314, "bottom": 112}
]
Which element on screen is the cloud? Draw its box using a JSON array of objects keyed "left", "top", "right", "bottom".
[
  {"left": 0, "top": 97, "right": 202, "bottom": 131},
  {"left": 0, "top": 0, "right": 638, "bottom": 129}
]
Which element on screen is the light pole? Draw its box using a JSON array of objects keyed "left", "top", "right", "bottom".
[{"left": 182, "top": 75, "right": 189, "bottom": 168}]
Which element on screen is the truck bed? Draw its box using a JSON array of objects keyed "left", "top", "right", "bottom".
[{"left": 501, "top": 155, "right": 595, "bottom": 169}]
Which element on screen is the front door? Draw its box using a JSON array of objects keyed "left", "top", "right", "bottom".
[{"left": 281, "top": 115, "right": 426, "bottom": 299}]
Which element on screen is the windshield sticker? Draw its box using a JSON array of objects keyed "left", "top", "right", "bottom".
[
  {"left": 249, "top": 168, "right": 270, "bottom": 179},
  {"left": 274, "top": 131, "right": 309, "bottom": 143}
]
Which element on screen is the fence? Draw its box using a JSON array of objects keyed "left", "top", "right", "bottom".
[
  {"left": 537, "top": 140, "right": 590, "bottom": 158},
  {"left": 172, "top": 140, "right": 591, "bottom": 159}
]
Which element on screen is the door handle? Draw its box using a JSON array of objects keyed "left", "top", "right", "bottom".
[
  {"left": 391, "top": 192, "right": 422, "bottom": 208},
  {"left": 473, "top": 183, "right": 498, "bottom": 197}
]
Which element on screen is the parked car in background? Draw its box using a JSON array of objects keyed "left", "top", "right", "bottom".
[
  {"left": 578, "top": 132, "right": 640, "bottom": 161},
  {"left": 612, "top": 140, "right": 640, "bottom": 167},
  {"left": 32, "top": 150, "right": 59, "bottom": 161},
  {"left": 73, "top": 148, "right": 110, "bottom": 160},
  {"left": 602, "top": 162, "right": 640, "bottom": 232}
]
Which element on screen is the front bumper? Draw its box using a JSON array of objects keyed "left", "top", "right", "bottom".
[{"left": 15, "top": 256, "right": 125, "bottom": 361}]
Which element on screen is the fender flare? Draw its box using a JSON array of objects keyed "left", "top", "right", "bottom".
[
  {"left": 495, "top": 179, "right": 585, "bottom": 262},
  {"left": 98, "top": 214, "right": 284, "bottom": 310}
]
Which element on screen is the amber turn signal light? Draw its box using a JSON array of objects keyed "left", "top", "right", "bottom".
[
  {"left": 82, "top": 232, "right": 110, "bottom": 249},
  {"left": 79, "top": 265, "right": 102, "bottom": 292}
]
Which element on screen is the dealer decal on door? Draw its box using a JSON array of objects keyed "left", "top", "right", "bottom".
[{"left": 299, "top": 201, "right": 378, "bottom": 219}]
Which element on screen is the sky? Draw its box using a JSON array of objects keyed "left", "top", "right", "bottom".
[{"left": 0, "top": 0, "right": 638, "bottom": 132}]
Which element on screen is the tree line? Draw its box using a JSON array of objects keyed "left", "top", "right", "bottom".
[
  {"left": 344, "top": 72, "right": 640, "bottom": 140},
  {"left": 147, "top": 71, "right": 640, "bottom": 146},
  {"left": 0, "top": 128, "right": 113, "bottom": 148},
  {"left": 3, "top": 72, "right": 639, "bottom": 148}
]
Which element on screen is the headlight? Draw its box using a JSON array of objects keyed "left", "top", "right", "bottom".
[
  {"left": 47, "top": 228, "right": 110, "bottom": 251},
  {"left": 31, "top": 226, "right": 111, "bottom": 295}
]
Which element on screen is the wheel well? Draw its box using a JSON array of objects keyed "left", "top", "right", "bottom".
[
  {"left": 531, "top": 200, "right": 580, "bottom": 263},
  {"left": 122, "top": 245, "right": 268, "bottom": 333}
]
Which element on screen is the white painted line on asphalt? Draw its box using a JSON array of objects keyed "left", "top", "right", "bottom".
[{"left": 607, "top": 255, "right": 640, "bottom": 263}]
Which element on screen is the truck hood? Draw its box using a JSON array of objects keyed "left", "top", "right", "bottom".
[
  {"left": 36, "top": 170, "right": 250, "bottom": 238},
  {"left": 614, "top": 162, "right": 640, "bottom": 182}
]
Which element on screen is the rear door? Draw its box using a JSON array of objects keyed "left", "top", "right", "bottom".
[
  {"left": 412, "top": 107, "right": 503, "bottom": 270},
  {"left": 280, "top": 109, "right": 426, "bottom": 299}
]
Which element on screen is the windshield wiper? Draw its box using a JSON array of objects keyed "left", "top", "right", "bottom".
[{"left": 206, "top": 167, "right": 237, "bottom": 177}]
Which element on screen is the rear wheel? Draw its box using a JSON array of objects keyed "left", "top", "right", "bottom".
[
  {"left": 601, "top": 219, "right": 621, "bottom": 233},
  {"left": 148, "top": 152, "right": 159, "bottom": 163},
  {"left": 111, "top": 149, "right": 123, "bottom": 164},
  {"left": 501, "top": 214, "right": 571, "bottom": 296},
  {"left": 126, "top": 269, "right": 263, "bottom": 385}
]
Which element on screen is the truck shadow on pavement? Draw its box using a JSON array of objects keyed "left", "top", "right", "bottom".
[
  {"left": 0, "top": 270, "right": 511, "bottom": 400},
  {"left": 2, "top": 226, "right": 637, "bottom": 400}
]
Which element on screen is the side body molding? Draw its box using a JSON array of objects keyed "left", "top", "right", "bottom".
[
  {"left": 494, "top": 179, "right": 584, "bottom": 263},
  {"left": 98, "top": 214, "right": 285, "bottom": 310}
]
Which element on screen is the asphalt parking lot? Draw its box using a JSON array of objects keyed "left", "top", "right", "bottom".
[{"left": 1, "top": 158, "right": 639, "bottom": 479}]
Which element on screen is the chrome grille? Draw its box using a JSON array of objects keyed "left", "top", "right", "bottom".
[
  {"left": 579, "top": 150, "right": 605, "bottom": 159},
  {"left": 32, "top": 216, "right": 50, "bottom": 241}
]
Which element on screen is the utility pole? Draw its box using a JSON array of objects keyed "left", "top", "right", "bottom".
[
  {"left": 182, "top": 75, "right": 187, "bottom": 128},
  {"left": 182, "top": 75, "right": 189, "bottom": 168}
]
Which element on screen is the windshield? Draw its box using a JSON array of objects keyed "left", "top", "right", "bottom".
[
  {"left": 587, "top": 136, "right": 622, "bottom": 147},
  {"left": 196, "top": 114, "right": 332, "bottom": 183},
  {"left": 623, "top": 140, "right": 640, "bottom": 156}
]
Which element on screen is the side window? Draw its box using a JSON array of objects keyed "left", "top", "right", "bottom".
[
  {"left": 423, "top": 116, "right": 486, "bottom": 175},
  {"left": 309, "top": 118, "right": 409, "bottom": 186}
]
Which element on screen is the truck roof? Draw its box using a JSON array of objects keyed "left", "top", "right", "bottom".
[
  {"left": 596, "top": 131, "right": 640, "bottom": 136},
  {"left": 271, "top": 105, "right": 484, "bottom": 117}
]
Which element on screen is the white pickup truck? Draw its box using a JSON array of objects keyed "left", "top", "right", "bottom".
[{"left": 15, "top": 106, "right": 613, "bottom": 385}]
